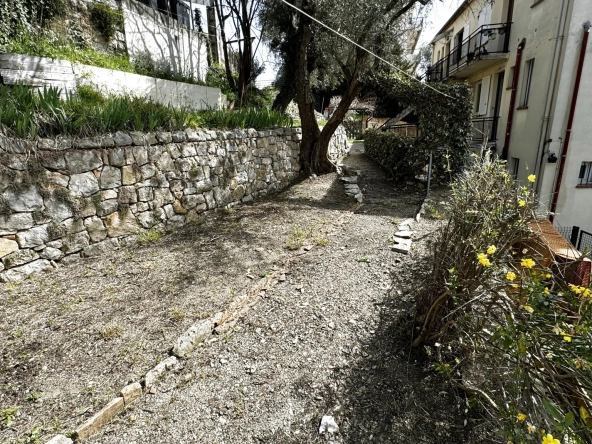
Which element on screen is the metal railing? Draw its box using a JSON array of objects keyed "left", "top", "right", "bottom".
[
  {"left": 427, "top": 23, "right": 512, "bottom": 82},
  {"left": 557, "top": 226, "right": 592, "bottom": 252},
  {"left": 472, "top": 117, "right": 499, "bottom": 143}
]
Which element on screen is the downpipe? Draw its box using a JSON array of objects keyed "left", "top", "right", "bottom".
[
  {"left": 549, "top": 21, "right": 590, "bottom": 222},
  {"left": 501, "top": 38, "right": 526, "bottom": 160},
  {"left": 534, "top": 0, "right": 569, "bottom": 186}
]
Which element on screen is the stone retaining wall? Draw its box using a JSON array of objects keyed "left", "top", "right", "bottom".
[{"left": 0, "top": 126, "right": 348, "bottom": 283}]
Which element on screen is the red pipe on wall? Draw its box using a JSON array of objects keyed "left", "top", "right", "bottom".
[
  {"left": 501, "top": 38, "right": 526, "bottom": 160},
  {"left": 549, "top": 22, "right": 590, "bottom": 222}
]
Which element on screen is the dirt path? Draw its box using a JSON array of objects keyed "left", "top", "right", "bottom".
[{"left": 2, "top": 143, "right": 486, "bottom": 443}]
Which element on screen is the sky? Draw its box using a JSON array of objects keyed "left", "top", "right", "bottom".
[
  {"left": 254, "top": 0, "right": 463, "bottom": 87},
  {"left": 192, "top": 0, "right": 465, "bottom": 88}
]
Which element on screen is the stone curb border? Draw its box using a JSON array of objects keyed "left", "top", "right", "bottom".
[
  {"left": 337, "top": 163, "right": 363, "bottom": 203},
  {"left": 44, "top": 266, "right": 289, "bottom": 443}
]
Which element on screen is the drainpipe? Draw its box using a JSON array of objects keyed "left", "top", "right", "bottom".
[
  {"left": 501, "top": 38, "right": 526, "bottom": 160},
  {"left": 534, "top": 0, "right": 569, "bottom": 185},
  {"left": 549, "top": 21, "right": 590, "bottom": 222}
]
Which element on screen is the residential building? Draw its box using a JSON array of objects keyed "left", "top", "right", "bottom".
[{"left": 426, "top": 0, "right": 592, "bottom": 247}]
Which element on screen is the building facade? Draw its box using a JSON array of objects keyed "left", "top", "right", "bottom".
[{"left": 427, "top": 0, "right": 592, "bottom": 245}]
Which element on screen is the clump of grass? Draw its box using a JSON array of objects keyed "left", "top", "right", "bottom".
[
  {"left": 315, "top": 237, "right": 329, "bottom": 246},
  {"left": 138, "top": 228, "right": 161, "bottom": 244},
  {"left": 100, "top": 324, "right": 124, "bottom": 340},
  {"left": 169, "top": 308, "right": 185, "bottom": 322},
  {"left": 286, "top": 224, "right": 314, "bottom": 250}
]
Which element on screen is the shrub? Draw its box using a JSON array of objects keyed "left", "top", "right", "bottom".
[
  {"left": 89, "top": 3, "right": 124, "bottom": 42},
  {"left": 415, "top": 154, "right": 592, "bottom": 443},
  {"left": 364, "top": 130, "right": 417, "bottom": 180}
]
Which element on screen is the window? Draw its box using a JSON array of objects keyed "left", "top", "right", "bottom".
[
  {"left": 474, "top": 82, "right": 483, "bottom": 114},
  {"left": 511, "top": 157, "right": 520, "bottom": 179},
  {"left": 520, "top": 59, "right": 535, "bottom": 107},
  {"left": 506, "top": 66, "right": 515, "bottom": 89},
  {"left": 578, "top": 162, "right": 592, "bottom": 185}
]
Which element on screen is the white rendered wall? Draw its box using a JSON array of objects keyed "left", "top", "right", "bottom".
[
  {"left": 121, "top": 0, "right": 209, "bottom": 82},
  {"left": 73, "top": 64, "right": 222, "bottom": 110}
]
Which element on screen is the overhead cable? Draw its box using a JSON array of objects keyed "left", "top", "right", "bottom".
[{"left": 277, "top": 0, "right": 453, "bottom": 99}]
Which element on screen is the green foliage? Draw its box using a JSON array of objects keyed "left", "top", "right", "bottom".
[
  {"left": 206, "top": 63, "right": 237, "bottom": 102},
  {"left": 364, "top": 80, "right": 473, "bottom": 181},
  {"left": 0, "top": 84, "right": 293, "bottom": 138},
  {"left": 1, "top": 406, "right": 20, "bottom": 427},
  {"left": 4, "top": 31, "right": 135, "bottom": 72},
  {"left": 132, "top": 51, "right": 206, "bottom": 85},
  {"left": 364, "top": 131, "right": 417, "bottom": 180},
  {"left": 89, "top": 3, "right": 124, "bottom": 42},
  {"left": 417, "top": 155, "right": 592, "bottom": 443},
  {"left": 0, "top": 0, "right": 65, "bottom": 44}
]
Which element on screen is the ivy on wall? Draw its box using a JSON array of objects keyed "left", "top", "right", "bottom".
[
  {"left": 364, "top": 78, "right": 473, "bottom": 182},
  {"left": 89, "top": 3, "right": 125, "bottom": 42},
  {"left": 0, "top": 0, "right": 66, "bottom": 44}
]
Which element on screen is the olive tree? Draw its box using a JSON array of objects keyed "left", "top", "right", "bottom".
[{"left": 261, "top": 0, "right": 431, "bottom": 173}]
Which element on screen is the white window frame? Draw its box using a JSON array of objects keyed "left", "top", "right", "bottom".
[{"left": 520, "top": 59, "right": 535, "bottom": 107}]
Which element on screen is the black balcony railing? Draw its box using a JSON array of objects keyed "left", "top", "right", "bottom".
[
  {"left": 427, "top": 23, "right": 512, "bottom": 82},
  {"left": 472, "top": 117, "right": 499, "bottom": 143}
]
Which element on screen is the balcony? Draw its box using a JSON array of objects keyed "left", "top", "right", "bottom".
[
  {"left": 472, "top": 117, "right": 499, "bottom": 144},
  {"left": 427, "top": 23, "right": 512, "bottom": 82}
]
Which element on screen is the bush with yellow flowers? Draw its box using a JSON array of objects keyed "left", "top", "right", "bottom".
[{"left": 414, "top": 154, "right": 592, "bottom": 443}]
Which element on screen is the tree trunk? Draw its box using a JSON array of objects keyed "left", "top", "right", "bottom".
[
  {"left": 309, "top": 78, "right": 363, "bottom": 173},
  {"left": 293, "top": 17, "right": 321, "bottom": 173}
]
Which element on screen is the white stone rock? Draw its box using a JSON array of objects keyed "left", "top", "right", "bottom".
[
  {"left": 0, "top": 259, "right": 52, "bottom": 282},
  {"left": 145, "top": 356, "right": 178, "bottom": 388},
  {"left": 44, "top": 196, "right": 75, "bottom": 222},
  {"left": 64, "top": 150, "right": 103, "bottom": 173},
  {"left": 0, "top": 238, "right": 19, "bottom": 258},
  {"left": 394, "top": 230, "right": 414, "bottom": 239},
  {"left": 42, "top": 247, "right": 64, "bottom": 261},
  {"left": 69, "top": 172, "right": 100, "bottom": 197},
  {"left": 2, "top": 185, "right": 43, "bottom": 212},
  {"left": 45, "top": 435, "right": 73, "bottom": 444},
  {"left": 99, "top": 166, "right": 122, "bottom": 189},
  {"left": 16, "top": 225, "right": 49, "bottom": 248},
  {"left": 319, "top": 416, "right": 339, "bottom": 434}
]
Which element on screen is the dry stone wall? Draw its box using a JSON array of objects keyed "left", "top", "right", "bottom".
[{"left": 0, "top": 127, "right": 337, "bottom": 283}]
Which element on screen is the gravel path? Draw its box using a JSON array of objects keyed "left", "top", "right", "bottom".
[
  {"left": 1, "top": 143, "right": 488, "bottom": 443},
  {"left": 84, "top": 144, "right": 483, "bottom": 444}
]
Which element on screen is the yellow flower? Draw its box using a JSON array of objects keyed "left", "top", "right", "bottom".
[
  {"left": 519, "top": 199, "right": 526, "bottom": 207},
  {"left": 527, "top": 423, "right": 536, "bottom": 434},
  {"left": 542, "top": 434, "right": 560, "bottom": 444},
  {"left": 512, "top": 284, "right": 519, "bottom": 288},
  {"left": 477, "top": 252, "right": 491, "bottom": 267},
  {"left": 545, "top": 273, "right": 551, "bottom": 279},
  {"left": 563, "top": 335, "right": 572, "bottom": 343},
  {"left": 543, "top": 287, "right": 550, "bottom": 295},
  {"left": 521, "top": 258, "right": 536, "bottom": 268},
  {"left": 487, "top": 245, "right": 497, "bottom": 255},
  {"left": 523, "top": 305, "right": 534, "bottom": 313},
  {"left": 506, "top": 271, "right": 516, "bottom": 281},
  {"left": 517, "top": 412, "right": 527, "bottom": 421}
]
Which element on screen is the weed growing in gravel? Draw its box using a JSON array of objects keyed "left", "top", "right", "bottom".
[
  {"left": 100, "top": 324, "right": 124, "bottom": 340},
  {"left": 286, "top": 224, "right": 314, "bottom": 250},
  {"left": 169, "top": 308, "right": 186, "bottom": 322},
  {"left": 356, "top": 256, "right": 370, "bottom": 263},
  {"left": 138, "top": 228, "right": 161, "bottom": 244},
  {"left": 1, "top": 407, "right": 19, "bottom": 426},
  {"left": 315, "top": 237, "right": 329, "bottom": 246}
]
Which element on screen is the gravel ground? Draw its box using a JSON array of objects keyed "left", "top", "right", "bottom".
[{"left": 1, "top": 143, "right": 491, "bottom": 443}]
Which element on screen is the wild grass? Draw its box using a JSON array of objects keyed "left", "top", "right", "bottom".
[{"left": 0, "top": 84, "right": 293, "bottom": 139}]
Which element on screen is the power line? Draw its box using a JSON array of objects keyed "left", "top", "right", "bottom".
[{"left": 278, "top": 0, "right": 453, "bottom": 99}]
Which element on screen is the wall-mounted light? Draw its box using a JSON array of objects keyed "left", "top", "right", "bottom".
[{"left": 548, "top": 152, "right": 558, "bottom": 163}]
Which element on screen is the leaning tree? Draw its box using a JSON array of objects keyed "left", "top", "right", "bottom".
[{"left": 261, "top": 0, "right": 431, "bottom": 173}]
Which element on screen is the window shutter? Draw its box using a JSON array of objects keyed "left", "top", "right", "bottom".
[{"left": 479, "top": 75, "right": 491, "bottom": 116}]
